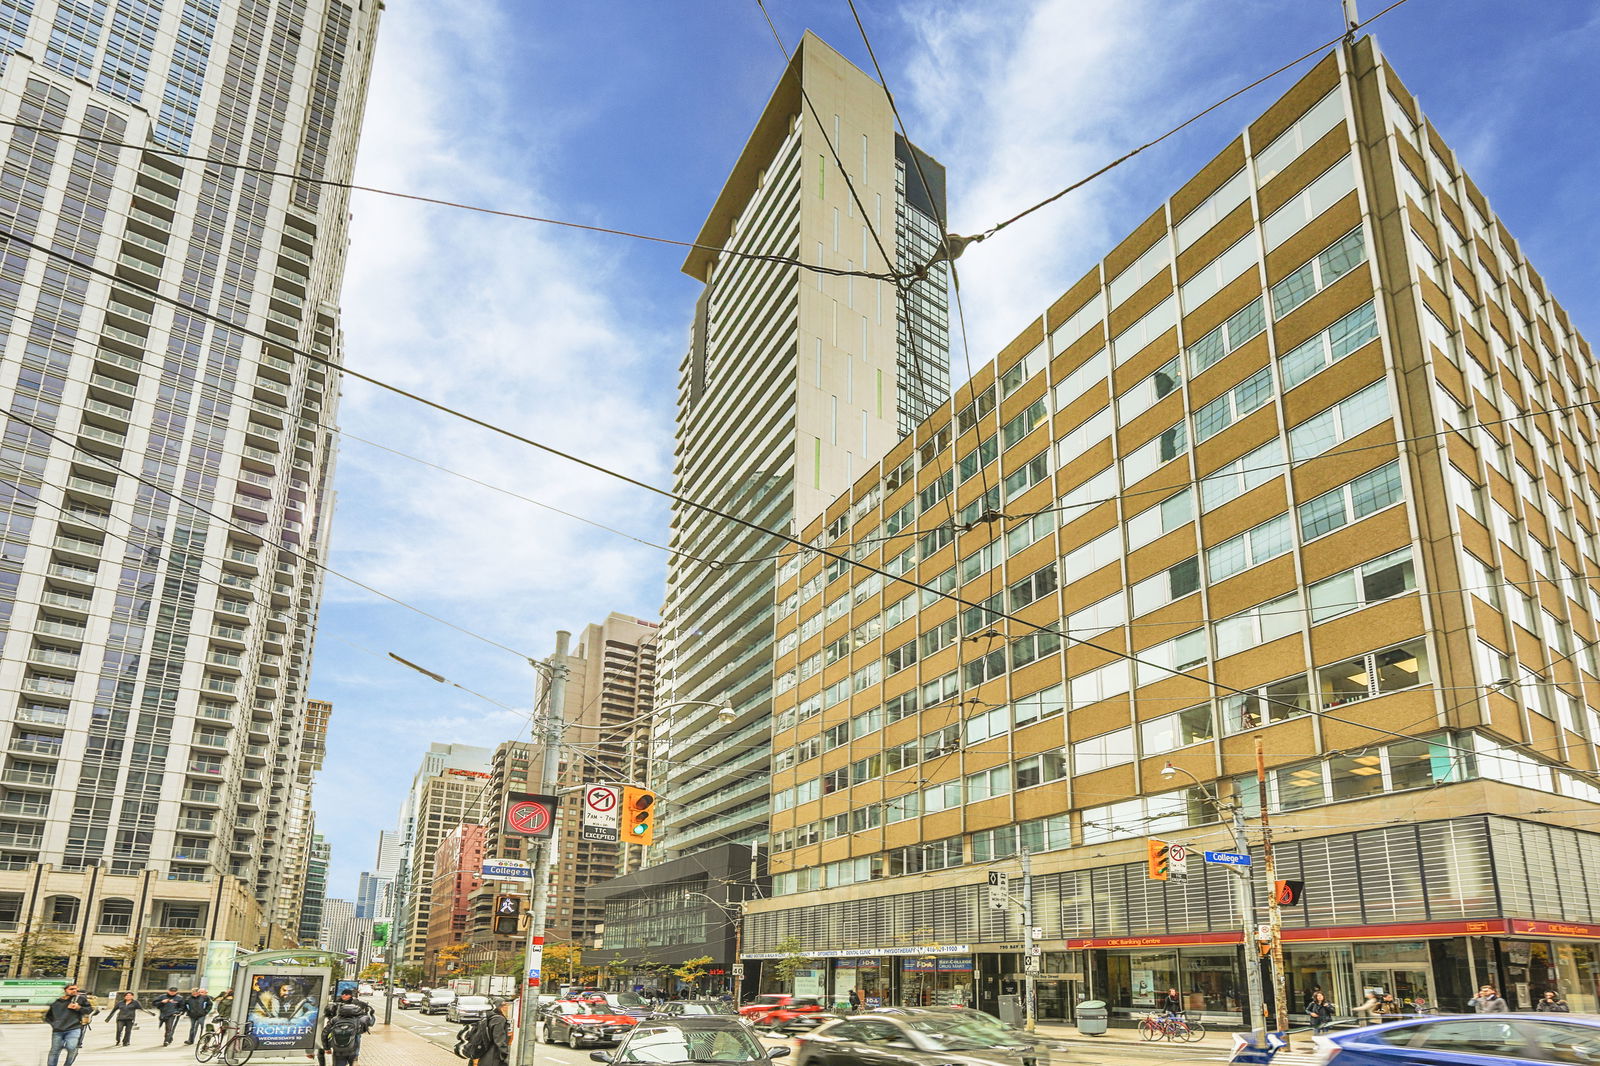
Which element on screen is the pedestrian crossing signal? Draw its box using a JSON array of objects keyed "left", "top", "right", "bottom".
[
  {"left": 622, "top": 786, "right": 656, "bottom": 846},
  {"left": 493, "top": 894, "right": 523, "bottom": 935},
  {"left": 1146, "top": 839, "right": 1169, "bottom": 881}
]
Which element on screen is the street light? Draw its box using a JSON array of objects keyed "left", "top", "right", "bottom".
[
  {"left": 1160, "top": 763, "right": 1267, "bottom": 1049},
  {"left": 681, "top": 891, "right": 746, "bottom": 1004}
]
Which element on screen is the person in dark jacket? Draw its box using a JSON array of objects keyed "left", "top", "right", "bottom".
[
  {"left": 1536, "top": 991, "right": 1571, "bottom": 1012},
  {"left": 42, "top": 983, "right": 94, "bottom": 1066},
  {"left": 1469, "top": 986, "right": 1509, "bottom": 1013},
  {"left": 1160, "top": 988, "right": 1183, "bottom": 1016},
  {"left": 107, "top": 992, "right": 151, "bottom": 1046},
  {"left": 1306, "top": 991, "right": 1336, "bottom": 1034},
  {"left": 154, "top": 987, "right": 186, "bottom": 1045},
  {"left": 184, "top": 988, "right": 215, "bottom": 1044},
  {"left": 478, "top": 999, "right": 512, "bottom": 1066}
]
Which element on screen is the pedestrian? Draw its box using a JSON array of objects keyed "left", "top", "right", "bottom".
[
  {"left": 1306, "top": 991, "right": 1335, "bottom": 1034},
  {"left": 847, "top": 988, "right": 863, "bottom": 1013},
  {"left": 1352, "top": 990, "right": 1379, "bottom": 1026},
  {"left": 1536, "top": 991, "right": 1571, "bottom": 1013},
  {"left": 329, "top": 987, "right": 375, "bottom": 1024},
  {"left": 1469, "top": 985, "right": 1508, "bottom": 1013},
  {"left": 214, "top": 989, "right": 235, "bottom": 1020},
  {"left": 42, "top": 982, "right": 94, "bottom": 1066},
  {"left": 107, "top": 991, "right": 150, "bottom": 1046},
  {"left": 478, "top": 998, "right": 512, "bottom": 1066},
  {"left": 1160, "top": 987, "right": 1183, "bottom": 1016},
  {"left": 1375, "top": 993, "right": 1401, "bottom": 1018},
  {"left": 321, "top": 993, "right": 374, "bottom": 1066},
  {"left": 184, "top": 987, "right": 215, "bottom": 1044},
  {"left": 154, "top": 986, "right": 186, "bottom": 1045}
]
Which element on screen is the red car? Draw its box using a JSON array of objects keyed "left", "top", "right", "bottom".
[
  {"left": 541, "top": 999, "right": 640, "bottom": 1048},
  {"left": 739, "top": 994, "right": 828, "bottom": 1029}
]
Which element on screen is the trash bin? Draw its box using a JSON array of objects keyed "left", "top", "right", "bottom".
[
  {"left": 998, "top": 994, "right": 1022, "bottom": 1027},
  {"left": 1076, "top": 1000, "right": 1108, "bottom": 1036}
]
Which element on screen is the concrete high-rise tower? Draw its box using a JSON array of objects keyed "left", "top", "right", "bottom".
[
  {"left": 0, "top": 0, "right": 380, "bottom": 952},
  {"left": 656, "top": 32, "right": 949, "bottom": 857}
]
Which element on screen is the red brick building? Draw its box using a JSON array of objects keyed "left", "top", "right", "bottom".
[{"left": 425, "top": 824, "right": 486, "bottom": 978}]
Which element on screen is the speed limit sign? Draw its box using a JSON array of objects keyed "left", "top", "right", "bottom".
[{"left": 1168, "top": 842, "right": 1190, "bottom": 879}]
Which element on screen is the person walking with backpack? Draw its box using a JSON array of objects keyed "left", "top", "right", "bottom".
[
  {"left": 154, "top": 987, "right": 186, "bottom": 1045},
  {"left": 184, "top": 988, "right": 214, "bottom": 1044},
  {"left": 321, "top": 989, "right": 375, "bottom": 1066},
  {"left": 42, "top": 983, "right": 95, "bottom": 1066},
  {"left": 478, "top": 999, "right": 512, "bottom": 1066},
  {"left": 106, "top": 992, "right": 151, "bottom": 1046}
]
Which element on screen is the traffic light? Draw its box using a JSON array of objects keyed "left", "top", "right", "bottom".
[
  {"left": 1274, "top": 879, "right": 1305, "bottom": 906},
  {"left": 622, "top": 786, "right": 656, "bottom": 846},
  {"left": 493, "top": 893, "right": 523, "bottom": 936},
  {"left": 1146, "top": 838, "right": 1169, "bottom": 881}
]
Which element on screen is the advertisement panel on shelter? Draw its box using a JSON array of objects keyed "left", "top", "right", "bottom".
[{"left": 246, "top": 973, "right": 325, "bottom": 1050}]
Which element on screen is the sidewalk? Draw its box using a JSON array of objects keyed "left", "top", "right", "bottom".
[{"left": 0, "top": 1019, "right": 462, "bottom": 1066}]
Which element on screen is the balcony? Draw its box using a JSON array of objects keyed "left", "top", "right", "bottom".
[
  {"left": 46, "top": 563, "right": 97, "bottom": 587},
  {"left": 186, "top": 759, "right": 224, "bottom": 777},
  {"left": 88, "top": 374, "right": 136, "bottom": 399},
  {"left": 197, "top": 703, "right": 231, "bottom": 722},
  {"left": 0, "top": 830, "right": 45, "bottom": 849},
  {"left": 2, "top": 765, "right": 57, "bottom": 787},
  {"left": 30, "top": 648, "right": 81, "bottom": 670},
  {"left": 10, "top": 737, "right": 62, "bottom": 758},
  {"left": 179, "top": 818, "right": 215, "bottom": 833},
  {"left": 202, "top": 677, "right": 237, "bottom": 696},
  {"left": 0, "top": 798, "right": 48, "bottom": 817},
  {"left": 17, "top": 706, "right": 69, "bottom": 727},
  {"left": 183, "top": 789, "right": 222, "bottom": 806},
  {"left": 42, "top": 590, "right": 93, "bottom": 613},
  {"left": 95, "top": 341, "right": 144, "bottom": 367},
  {"left": 22, "top": 676, "right": 73, "bottom": 698},
  {"left": 171, "top": 848, "right": 210, "bottom": 863},
  {"left": 37, "top": 619, "right": 87, "bottom": 641}
]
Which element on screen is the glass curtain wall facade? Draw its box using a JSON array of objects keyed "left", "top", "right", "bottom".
[
  {"left": 748, "top": 37, "right": 1600, "bottom": 1021},
  {"left": 0, "top": 0, "right": 380, "bottom": 944}
]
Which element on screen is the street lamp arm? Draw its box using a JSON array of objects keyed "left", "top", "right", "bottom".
[{"left": 554, "top": 700, "right": 736, "bottom": 730}]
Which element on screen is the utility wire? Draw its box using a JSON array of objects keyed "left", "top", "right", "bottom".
[
  {"left": 954, "top": 0, "right": 1417, "bottom": 257},
  {"left": 0, "top": 118, "right": 902, "bottom": 283}
]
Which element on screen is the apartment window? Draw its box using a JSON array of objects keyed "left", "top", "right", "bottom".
[
  {"left": 1117, "top": 358, "right": 1182, "bottom": 425},
  {"left": 1281, "top": 301, "right": 1380, "bottom": 389},
  {"left": 1073, "top": 726, "right": 1134, "bottom": 774},
  {"left": 1140, "top": 705, "right": 1214, "bottom": 754},
  {"left": 884, "top": 689, "right": 919, "bottom": 723},
  {"left": 1271, "top": 226, "right": 1367, "bottom": 319},
  {"left": 883, "top": 595, "right": 912, "bottom": 628},
  {"left": 965, "top": 764, "right": 1012, "bottom": 801},
  {"left": 919, "top": 567, "right": 955, "bottom": 608},
  {"left": 1069, "top": 660, "right": 1130, "bottom": 708},
  {"left": 825, "top": 594, "right": 850, "bottom": 622},
  {"left": 1108, "top": 239, "right": 1171, "bottom": 308},
  {"left": 1131, "top": 556, "right": 1200, "bottom": 616},
  {"left": 1308, "top": 547, "right": 1416, "bottom": 622},
  {"left": 852, "top": 660, "right": 882, "bottom": 692},
  {"left": 1214, "top": 584, "right": 1299, "bottom": 651},
  {"left": 1057, "top": 407, "right": 1113, "bottom": 462},
  {"left": 921, "top": 670, "right": 959, "bottom": 707},
  {"left": 918, "top": 523, "right": 954, "bottom": 558},
  {"left": 1181, "top": 235, "right": 1258, "bottom": 309},
  {"left": 919, "top": 619, "right": 958, "bottom": 657},
  {"left": 1003, "top": 451, "right": 1052, "bottom": 501},
  {"left": 1318, "top": 639, "right": 1430, "bottom": 708},
  {"left": 958, "top": 435, "right": 997, "bottom": 481},
  {"left": 922, "top": 781, "right": 962, "bottom": 814},
  {"left": 1175, "top": 168, "right": 1250, "bottom": 250},
  {"left": 1121, "top": 420, "right": 1188, "bottom": 486},
  {"left": 1008, "top": 562, "right": 1059, "bottom": 609},
  {"left": 823, "top": 679, "right": 849, "bottom": 708},
  {"left": 958, "top": 486, "right": 1001, "bottom": 528},
  {"left": 1187, "top": 297, "right": 1267, "bottom": 376},
  {"left": 1111, "top": 296, "right": 1176, "bottom": 364},
  {"left": 1127, "top": 488, "right": 1193, "bottom": 552},
  {"left": 1297, "top": 460, "right": 1403, "bottom": 540},
  {"left": 1461, "top": 551, "right": 1501, "bottom": 609},
  {"left": 1014, "top": 683, "right": 1065, "bottom": 725},
  {"left": 1006, "top": 510, "right": 1058, "bottom": 557},
  {"left": 1065, "top": 526, "right": 1122, "bottom": 577},
  {"left": 850, "top": 755, "right": 882, "bottom": 785},
  {"left": 798, "top": 653, "right": 821, "bottom": 680},
  {"left": 1015, "top": 752, "right": 1068, "bottom": 789},
  {"left": 965, "top": 705, "right": 1010, "bottom": 744},
  {"left": 885, "top": 792, "right": 920, "bottom": 823},
  {"left": 1207, "top": 512, "right": 1291, "bottom": 580},
  {"left": 1068, "top": 592, "right": 1126, "bottom": 637},
  {"left": 1054, "top": 347, "right": 1110, "bottom": 409},
  {"left": 955, "top": 386, "right": 997, "bottom": 434},
  {"left": 963, "top": 647, "right": 1007, "bottom": 687},
  {"left": 1001, "top": 397, "right": 1049, "bottom": 448},
  {"left": 1254, "top": 90, "right": 1347, "bottom": 184},
  {"left": 1222, "top": 674, "right": 1312, "bottom": 733},
  {"left": 961, "top": 541, "right": 1001, "bottom": 584},
  {"left": 919, "top": 470, "right": 954, "bottom": 513},
  {"left": 883, "top": 500, "right": 915, "bottom": 535},
  {"left": 1200, "top": 439, "right": 1283, "bottom": 512},
  {"left": 1001, "top": 343, "right": 1049, "bottom": 396},
  {"left": 1288, "top": 379, "right": 1390, "bottom": 461},
  {"left": 1263, "top": 155, "right": 1357, "bottom": 249},
  {"left": 1009, "top": 630, "right": 1061, "bottom": 670},
  {"left": 1194, "top": 366, "right": 1273, "bottom": 443},
  {"left": 821, "top": 768, "right": 848, "bottom": 795},
  {"left": 1051, "top": 299, "right": 1105, "bottom": 354},
  {"left": 1135, "top": 629, "right": 1206, "bottom": 687},
  {"left": 1058, "top": 465, "right": 1117, "bottom": 522}
]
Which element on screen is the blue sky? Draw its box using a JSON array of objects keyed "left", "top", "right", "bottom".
[{"left": 309, "top": 0, "right": 1600, "bottom": 897}]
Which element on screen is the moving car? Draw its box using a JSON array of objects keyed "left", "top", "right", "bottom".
[
  {"left": 398, "top": 991, "right": 428, "bottom": 1010},
  {"left": 421, "top": 991, "right": 456, "bottom": 1015},
  {"left": 590, "top": 1016, "right": 792, "bottom": 1065},
  {"left": 448, "top": 995, "right": 494, "bottom": 1024},
  {"left": 544, "top": 1000, "right": 642, "bottom": 1048},
  {"left": 739, "top": 995, "right": 827, "bottom": 1029},
  {"left": 794, "top": 1011, "right": 1052, "bottom": 1066},
  {"left": 358, "top": 984, "right": 375, "bottom": 997},
  {"left": 1313, "top": 1014, "right": 1600, "bottom": 1064},
  {"left": 649, "top": 1001, "right": 740, "bottom": 1021}
]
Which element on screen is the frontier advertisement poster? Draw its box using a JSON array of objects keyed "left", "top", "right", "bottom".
[{"left": 246, "top": 973, "right": 325, "bottom": 1051}]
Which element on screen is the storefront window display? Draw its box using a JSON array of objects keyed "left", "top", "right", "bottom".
[
  {"left": 1106, "top": 949, "right": 1240, "bottom": 1020},
  {"left": 1554, "top": 943, "right": 1599, "bottom": 1014},
  {"left": 1354, "top": 940, "right": 1432, "bottom": 1011},
  {"left": 832, "top": 958, "right": 888, "bottom": 1008},
  {"left": 901, "top": 956, "right": 973, "bottom": 1008},
  {"left": 1285, "top": 946, "right": 1355, "bottom": 1019}
]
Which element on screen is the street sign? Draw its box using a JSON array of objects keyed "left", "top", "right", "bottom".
[
  {"left": 987, "top": 871, "right": 1009, "bottom": 911},
  {"left": 582, "top": 784, "right": 622, "bottom": 843},
  {"left": 730, "top": 963, "right": 744, "bottom": 977},
  {"left": 1169, "top": 842, "right": 1190, "bottom": 879},
  {"left": 1022, "top": 953, "right": 1039, "bottom": 973},
  {"left": 505, "top": 792, "right": 558, "bottom": 839},
  {"left": 1205, "top": 850, "right": 1252, "bottom": 867},
  {"left": 482, "top": 859, "right": 532, "bottom": 880},
  {"left": 1030, "top": 926, "right": 1043, "bottom": 940}
]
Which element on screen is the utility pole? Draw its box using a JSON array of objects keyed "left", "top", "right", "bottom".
[
  {"left": 1231, "top": 805, "right": 1267, "bottom": 1049},
  {"left": 1257, "top": 738, "right": 1288, "bottom": 1036},
  {"left": 517, "top": 632, "right": 568, "bottom": 1066},
  {"left": 1020, "top": 846, "right": 1036, "bottom": 1033}
]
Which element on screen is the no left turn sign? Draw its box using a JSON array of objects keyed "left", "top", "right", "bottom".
[{"left": 582, "top": 784, "right": 622, "bottom": 843}]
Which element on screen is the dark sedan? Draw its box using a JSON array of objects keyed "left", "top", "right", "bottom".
[{"left": 795, "top": 1011, "right": 1052, "bottom": 1066}]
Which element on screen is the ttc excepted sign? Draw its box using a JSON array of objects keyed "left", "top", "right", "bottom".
[
  {"left": 581, "top": 784, "right": 622, "bottom": 843},
  {"left": 1168, "top": 842, "right": 1190, "bottom": 880},
  {"left": 504, "top": 792, "right": 558, "bottom": 839}
]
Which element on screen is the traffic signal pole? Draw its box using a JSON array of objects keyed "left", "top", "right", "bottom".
[
  {"left": 1257, "top": 737, "right": 1288, "bottom": 1037},
  {"left": 518, "top": 631, "right": 569, "bottom": 1066},
  {"left": 1232, "top": 805, "right": 1267, "bottom": 1049}
]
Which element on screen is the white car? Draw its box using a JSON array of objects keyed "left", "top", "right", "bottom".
[
  {"left": 358, "top": 984, "right": 375, "bottom": 997},
  {"left": 422, "top": 991, "right": 456, "bottom": 1015}
]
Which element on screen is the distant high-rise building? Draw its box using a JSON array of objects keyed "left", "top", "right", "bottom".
[
  {"left": 425, "top": 824, "right": 485, "bottom": 980},
  {"left": 0, "top": 0, "right": 382, "bottom": 953},
  {"left": 656, "top": 32, "right": 949, "bottom": 858},
  {"left": 279, "top": 698, "right": 332, "bottom": 935},
  {"left": 318, "top": 896, "right": 370, "bottom": 961},
  {"left": 395, "top": 744, "right": 491, "bottom": 965},
  {"left": 298, "top": 834, "right": 330, "bottom": 948},
  {"left": 356, "top": 828, "right": 402, "bottom": 920}
]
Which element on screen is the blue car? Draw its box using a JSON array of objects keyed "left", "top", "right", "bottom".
[{"left": 1314, "top": 1014, "right": 1600, "bottom": 1064}]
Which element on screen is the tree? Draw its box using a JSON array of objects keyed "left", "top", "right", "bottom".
[
  {"left": 672, "top": 955, "right": 713, "bottom": 992},
  {"left": 396, "top": 964, "right": 424, "bottom": 987},
  {"left": 0, "top": 928, "right": 74, "bottom": 977},
  {"left": 544, "top": 943, "right": 583, "bottom": 987},
  {"left": 359, "top": 963, "right": 387, "bottom": 982},
  {"left": 103, "top": 932, "right": 200, "bottom": 984},
  {"left": 436, "top": 942, "right": 469, "bottom": 974},
  {"left": 771, "top": 937, "right": 818, "bottom": 992}
]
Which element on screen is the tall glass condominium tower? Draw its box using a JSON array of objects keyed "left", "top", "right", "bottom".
[{"left": 0, "top": 0, "right": 380, "bottom": 936}]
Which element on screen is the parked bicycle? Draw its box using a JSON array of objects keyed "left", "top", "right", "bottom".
[
  {"left": 1139, "top": 1010, "right": 1206, "bottom": 1042},
  {"left": 195, "top": 1015, "right": 257, "bottom": 1066}
]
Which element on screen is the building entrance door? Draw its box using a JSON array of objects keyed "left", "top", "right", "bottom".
[{"left": 1357, "top": 967, "right": 1431, "bottom": 1009}]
